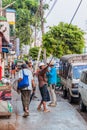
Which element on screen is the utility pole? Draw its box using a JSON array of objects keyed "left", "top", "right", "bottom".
[
  {"left": 34, "top": 5, "right": 40, "bottom": 46},
  {"left": 40, "top": 0, "right": 46, "bottom": 63},
  {"left": 34, "top": 22, "right": 37, "bottom": 46},
  {"left": 0, "top": 0, "right": 2, "bottom": 16},
  {"left": 40, "top": 0, "right": 44, "bottom": 35},
  {"left": 0, "top": 1, "right": 16, "bottom": 16}
]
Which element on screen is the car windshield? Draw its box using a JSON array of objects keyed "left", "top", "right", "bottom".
[{"left": 73, "top": 65, "right": 87, "bottom": 79}]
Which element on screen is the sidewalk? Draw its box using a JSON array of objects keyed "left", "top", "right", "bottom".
[
  {"left": 15, "top": 100, "right": 87, "bottom": 130},
  {"left": 0, "top": 89, "right": 87, "bottom": 130}
]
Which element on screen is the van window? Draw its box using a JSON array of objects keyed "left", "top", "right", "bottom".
[
  {"left": 84, "top": 73, "right": 87, "bottom": 84},
  {"left": 73, "top": 65, "right": 87, "bottom": 79},
  {"left": 80, "top": 72, "right": 87, "bottom": 84},
  {"left": 81, "top": 72, "right": 85, "bottom": 83},
  {"left": 68, "top": 66, "right": 72, "bottom": 79},
  {"left": 59, "top": 61, "right": 69, "bottom": 79}
]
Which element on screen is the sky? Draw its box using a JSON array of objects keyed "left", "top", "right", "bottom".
[{"left": 44, "top": 0, "right": 87, "bottom": 32}]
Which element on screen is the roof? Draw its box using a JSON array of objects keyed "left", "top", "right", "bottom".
[
  {"left": 60, "top": 54, "right": 79, "bottom": 61},
  {"left": 60, "top": 54, "right": 87, "bottom": 63}
]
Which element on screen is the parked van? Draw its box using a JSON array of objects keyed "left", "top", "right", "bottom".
[
  {"left": 79, "top": 70, "right": 87, "bottom": 111},
  {"left": 59, "top": 54, "right": 87, "bottom": 103}
]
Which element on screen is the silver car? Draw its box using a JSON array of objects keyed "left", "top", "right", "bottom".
[{"left": 79, "top": 70, "right": 87, "bottom": 111}]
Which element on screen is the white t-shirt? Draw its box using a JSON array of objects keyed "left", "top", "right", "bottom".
[{"left": 18, "top": 68, "right": 33, "bottom": 90}]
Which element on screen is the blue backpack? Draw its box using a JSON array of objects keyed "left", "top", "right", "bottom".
[{"left": 18, "top": 70, "right": 29, "bottom": 89}]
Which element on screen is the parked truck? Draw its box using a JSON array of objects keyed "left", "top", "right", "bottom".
[{"left": 59, "top": 54, "right": 87, "bottom": 103}]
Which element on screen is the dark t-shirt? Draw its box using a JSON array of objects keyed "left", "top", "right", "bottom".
[{"left": 11, "top": 64, "right": 15, "bottom": 70}]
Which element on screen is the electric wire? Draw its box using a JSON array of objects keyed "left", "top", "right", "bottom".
[
  {"left": 68, "top": 0, "right": 83, "bottom": 27},
  {"left": 59, "top": 0, "right": 83, "bottom": 44},
  {"left": 45, "top": 0, "right": 57, "bottom": 18}
]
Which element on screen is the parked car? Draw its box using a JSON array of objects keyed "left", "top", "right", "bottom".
[
  {"left": 79, "top": 70, "right": 87, "bottom": 111},
  {"left": 59, "top": 54, "right": 87, "bottom": 103}
]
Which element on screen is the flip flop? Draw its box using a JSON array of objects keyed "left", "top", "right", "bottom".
[
  {"left": 37, "top": 107, "right": 43, "bottom": 111},
  {"left": 44, "top": 109, "right": 50, "bottom": 113}
]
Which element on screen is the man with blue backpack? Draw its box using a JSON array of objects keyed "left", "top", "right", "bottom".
[{"left": 18, "top": 64, "right": 36, "bottom": 117}]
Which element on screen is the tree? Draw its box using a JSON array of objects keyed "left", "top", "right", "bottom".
[
  {"left": 43, "top": 22, "right": 85, "bottom": 58},
  {"left": 29, "top": 47, "right": 40, "bottom": 60},
  {"left": 3, "top": 0, "right": 40, "bottom": 46}
]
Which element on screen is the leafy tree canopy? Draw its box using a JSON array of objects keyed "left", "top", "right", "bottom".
[
  {"left": 29, "top": 47, "right": 40, "bottom": 60},
  {"left": 43, "top": 22, "right": 85, "bottom": 58},
  {"left": 3, "top": 0, "right": 39, "bottom": 46}
]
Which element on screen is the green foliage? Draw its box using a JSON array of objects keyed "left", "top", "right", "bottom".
[
  {"left": 23, "top": 55, "right": 29, "bottom": 62},
  {"left": 29, "top": 47, "right": 40, "bottom": 60},
  {"left": 29, "top": 46, "right": 50, "bottom": 60},
  {"left": 3, "top": 0, "right": 39, "bottom": 46},
  {"left": 43, "top": 22, "right": 85, "bottom": 58}
]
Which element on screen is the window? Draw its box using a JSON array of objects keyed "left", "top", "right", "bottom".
[
  {"left": 84, "top": 73, "right": 87, "bottom": 84},
  {"left": 73, "top": 65, "right": 87, "bottom": 79},
  {"left": 81, "top": 72, "right": 87, "bottom": 84}
]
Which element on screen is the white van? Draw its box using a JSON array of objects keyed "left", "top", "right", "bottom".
[
  {"left": 59, "top": 54, "right": 87, "bottom": 103},
  {"left": 79, "top": 70, "right": 87, "bottom": 111}
]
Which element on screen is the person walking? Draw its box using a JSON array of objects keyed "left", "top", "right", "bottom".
[
  {"left": 18, "top": 64, "right": 36, "bottom": 117},
  {"left": 28, "top": 61, "right": 34, "bottom": 73},
  {"left": 27, "top": 61, "right": 38, "bottom": 99},
  {"left": 11, "top": 61, "right": 16, "bottom": 79},
  {"left": 47, "top": 61, "right": 57, "bottom": 107},
  {"left": 36, "top": 62, "right": 50, "bottom": 112}
]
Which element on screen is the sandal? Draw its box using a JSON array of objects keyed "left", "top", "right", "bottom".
[
  {"left": 48, "top": 102, "right": 53, "bottom": 106},
  {"left": 37, "top": 107, "right": 43, "bottom": 111},
  {"left": 49, "top": 103, "right": 56, "bottom": 107},
  {"left": 44, "top": 109, "right": 50, "bottom": 113},
  {"left": 23, "top": 112, "right": 29, "bottom": 117}
]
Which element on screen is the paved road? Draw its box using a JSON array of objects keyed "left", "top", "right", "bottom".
[
  {"left": 3, "top": 89, "right": 86, "bottom": 130},
  {"left": 14, "top": 100, "right": 87, "bottom": 130}
]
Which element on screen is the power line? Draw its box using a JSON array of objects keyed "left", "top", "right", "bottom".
[
  {"left": 45, "top": 0, "right": 57, "bottom": 19},
  {"left": 44, "top": 0, "right": 51, "bottom": 4},
  {"left": 59, "top": 0, "right": 83, "bottom": 52},
  {"left": 68, "top": 0, "right": 83, "bottom": 27}
]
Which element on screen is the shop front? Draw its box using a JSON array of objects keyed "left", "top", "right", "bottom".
[{"left": 0, "top": 32, "right": 9, "bottom": 78}]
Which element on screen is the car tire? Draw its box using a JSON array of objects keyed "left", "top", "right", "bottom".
[
  {"left": 63, "top": 89, "right": 67, "bottom": 98},
  {"left": 67, "top": 91, "right": 73, "bottom": 103},
  {"left": 80, "top": 98, "right": 86, "bottom": 112}
]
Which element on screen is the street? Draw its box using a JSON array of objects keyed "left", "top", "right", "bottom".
[
  {"left": 0, "top": 88, "right": 87, "bottom": 130},
  {"left": 1, "top": 0, "right": 87, "bottom": 130}
]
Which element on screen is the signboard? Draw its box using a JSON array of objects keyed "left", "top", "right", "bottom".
[{"left": 6, "top": 9, "right": 16, "bottom": 25}]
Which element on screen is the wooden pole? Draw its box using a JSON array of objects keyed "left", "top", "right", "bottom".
[
  {"left": 0, "top": 0, "right": 2, "bottom": 16},
  {"left": 40, "top": 0, "right": 46, "bottom": 63}
]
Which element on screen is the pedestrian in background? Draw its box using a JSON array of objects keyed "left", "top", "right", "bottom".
[
  {"left": 27, "top": 61, "right": 38, "bottom": 99},
  {"left": 36, "top": 62, "right": 50, "bottom": 113},
  {"left": 28, "top": 61, "right": 34, "bottom": 73},
  {"left": 11, "top": 61, "right": 16, "bottom": 79},
  {"left": 18, "top": 64, "right": 36, "bottom": 117},
  {"left": 47, "top": 61, "right": 57, "bottom": 107}
]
